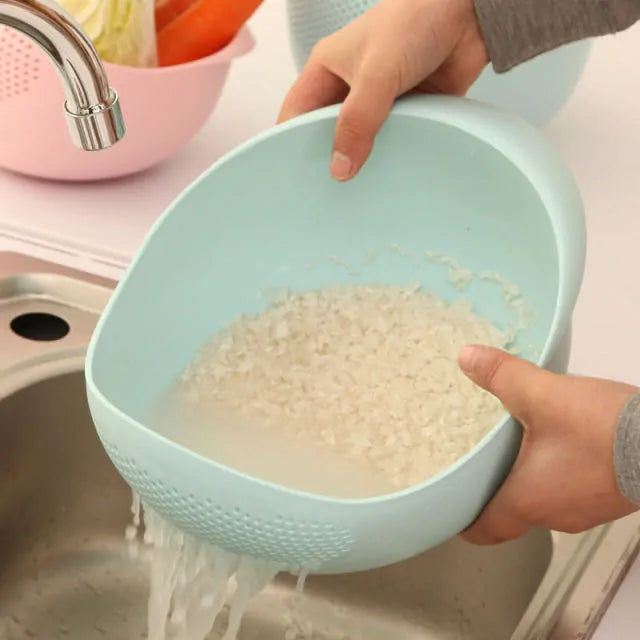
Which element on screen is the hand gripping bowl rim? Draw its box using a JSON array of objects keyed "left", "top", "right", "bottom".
[{"left": 85, "top": 94, "right": 586, "bottom": 508}]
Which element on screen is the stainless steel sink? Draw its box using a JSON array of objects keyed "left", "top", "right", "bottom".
[{"left": 0, "top": 251, "right": 639, "bottom": 640}]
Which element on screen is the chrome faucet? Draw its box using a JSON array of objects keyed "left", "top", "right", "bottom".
[{"left": 0, "top": 0, "right": 125, "bottom": 150}]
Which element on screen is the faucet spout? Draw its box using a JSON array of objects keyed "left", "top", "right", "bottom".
[{"left": 0, "top": 0, "right": 125, "bottom": 150}]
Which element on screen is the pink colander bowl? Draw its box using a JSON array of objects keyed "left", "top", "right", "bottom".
[{"left": 0, "top": 26, "right": 254, "bottom": 181}]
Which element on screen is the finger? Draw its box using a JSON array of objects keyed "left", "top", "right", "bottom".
[
  {"left": 427, "top": 26, "right": 490, "bottom": 96},
  {"left": 277, "top": 63, "right": 349, "bottom": 124},
  {"left": 409, "top": 83, "right": 442, "bottom": 95},
  {"left": 460, "top": 501, "right": 532, "bottom": 546},
  {"left": 460, "top": 403, "right": 537, "bottom": 545},
  {"left": 458, "top": 345, "right": 553, "bottom": 424},
  {"left": 459, "top": 462, "right": 533, "bottom": 545},
  {"left": 329, "top": 68, "right": 398, "bottom": 181},
  {"left": 426, "top": 64, "right": 478, "bottom": 96}
]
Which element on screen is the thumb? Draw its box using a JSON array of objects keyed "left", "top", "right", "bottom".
[
  {"left": 458, "top": 345, "right": 552, "bottom": 423},
  {"left": 330, "top": 72, "right": 397, "bottom": 181}
]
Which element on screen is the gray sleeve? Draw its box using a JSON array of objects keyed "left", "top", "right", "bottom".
[
  {"left": 473, "top": 0, "right": 640, "bottom": 72},
  {"left": 614, "top": 392, "right": 640, "bottom": 504}
]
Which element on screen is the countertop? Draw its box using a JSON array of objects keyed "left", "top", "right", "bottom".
[{"left": 0, "top": 2, "right": 639, "bottom": 636}]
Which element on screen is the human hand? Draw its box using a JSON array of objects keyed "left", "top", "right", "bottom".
[
  {"left": 278, "top": 0, "right": 488, "bottom": 181},
  {"left": 457, "top": 345, "right": 639, "bottom": 545}
]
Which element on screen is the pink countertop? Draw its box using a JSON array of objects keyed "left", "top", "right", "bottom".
[{"left": 0, "top": 2, "right": 639, "bottom": 636}]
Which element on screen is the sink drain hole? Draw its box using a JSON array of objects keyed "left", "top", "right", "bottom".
[{"left": 10, "top": 312, "right": 70, "bottom": 341}]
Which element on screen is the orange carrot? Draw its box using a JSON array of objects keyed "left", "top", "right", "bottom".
[
  {"left": 157, "top": 0, "right": 263, "bottom": 66},
  {"left": 155, "top": 0, "right": 196, "bottom": 32}
]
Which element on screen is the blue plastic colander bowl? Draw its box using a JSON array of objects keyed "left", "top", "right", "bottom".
[{"left": 85, "top": 95, "right": 586, "bottom": 574}]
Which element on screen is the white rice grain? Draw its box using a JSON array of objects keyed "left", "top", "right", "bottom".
[{"left": 182, "top": 283, "right": 510, "bottom": 489}]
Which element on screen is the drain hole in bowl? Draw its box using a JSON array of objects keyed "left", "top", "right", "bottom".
[{"left": 10, "top": 312, "right": 70, "bottom": 341}]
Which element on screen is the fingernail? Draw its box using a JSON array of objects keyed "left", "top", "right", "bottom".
[
  {"left": 458, "top": 345, "right": 480, "bottom": 374},
  {"left": 330, "top": 151, "right": 353, "bottom": 181}
]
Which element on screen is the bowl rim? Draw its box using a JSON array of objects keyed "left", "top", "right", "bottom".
[
  {"left": 103, "top": 26, "right": 255, "bottom": 74},
  {"left": 86, "top": 94, "right": 587, "bottom": 506},
  {"left": 0, "top": 23, "right": 255, "bottom": 74}
]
